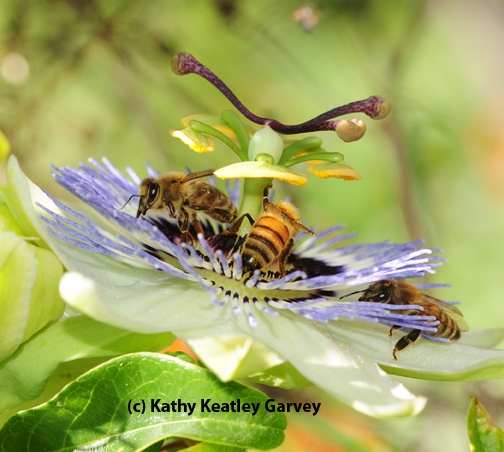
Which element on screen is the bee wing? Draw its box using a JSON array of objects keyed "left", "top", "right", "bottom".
[
  {"left": 183, "top": 182, "right": 233, "bottom": 221},
  {"left": 424, "top": 295, "right": 470, "bottom": 332},
  {"left": 180, "top": 169, "right": 215, "bottom": 184},
  {"left": 185, "top": 185, "right": 214, "bottom": 210}
]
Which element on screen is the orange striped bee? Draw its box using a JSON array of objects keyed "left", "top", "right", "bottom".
[
  {"left": 229, "top": 186, "right": 315, "bottom": 277},
  {"left": 124, "top": 170, "right": 237, "bottom": 242},
  {"left": 356, "top": 279, "right": 469, "bottom": 360}
]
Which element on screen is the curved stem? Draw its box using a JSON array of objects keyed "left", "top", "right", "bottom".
[
  {"left": 285, "top": 152, "right": 344, "bottom": 168},
  {"left": 279, "top": 137, "right": 323, "bottom": 165},
  {"left": 221, "top": 110, "right": 250, "bottom": 154},
  {"left": 173, "top": 53, "right": 387, "bottom": 135},
  {"left": 188, "top": 120, "right": 247, "bottom": 161}
]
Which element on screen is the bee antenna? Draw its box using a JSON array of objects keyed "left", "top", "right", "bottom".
[
  {"left": 121, "top": 194, "right": 140, "bottom": 210},
  {"left": 339, "top": 289, "right": 366, "bottom": 300}
]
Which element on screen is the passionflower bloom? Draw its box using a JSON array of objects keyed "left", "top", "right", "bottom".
[
  {"left": 16, "top": 53, "right": 504, "bottom": 419},
  {"left": 35, "top": 154, "right": 437, "bottom": 418}
]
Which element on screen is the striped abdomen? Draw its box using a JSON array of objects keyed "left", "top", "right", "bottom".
[
  {"left": 431, "top": 305, "right": 461, "bottom": 340},
  {"left": 241, "top": 216, "right": 289, "bottom": 273}
]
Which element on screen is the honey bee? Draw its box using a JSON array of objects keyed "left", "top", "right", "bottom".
[
  {"left": 351, "top": 279, "right": 469, "bottom": 359},
  {"left": 124, "top": 170, "right": 237, "bottom": 242},
  {"left": 227, "top": 186, "right": 316, "bottom": 277}
]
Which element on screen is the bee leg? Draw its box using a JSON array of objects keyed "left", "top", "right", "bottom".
[
  {"left": 278, "top": 238, "right": 295, "bottom": 278},
  {"left": 262, "top": 184, "right": 273, "bottom": 209},
  {"left": 392, "top": 329, "right": 421, "bottom": 360},
  {"left": 180, "top": 230, "right": 196, "bottom": 244},
  {"left": 178, "top": 210, "right": 195, "bottom": 244},
  {"left": 220, "top": 213, "right": 255, "bottom": 236},
  {"left": 167, "top": 201, "right": 177, "bottom": 218},
  {"left": 192, "top": 213, "right": 204, "bottom": 236},
  {"left": 388, "top": 325, "right": 400, "bottom": 338}
]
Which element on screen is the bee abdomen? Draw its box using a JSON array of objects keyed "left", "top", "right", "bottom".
[
  {"left": 241, "top": 218, "right": 289, "bottom": 273},
  {"left": 253, "top": 218, "right": 288, "bottom": 249},
  {"left": 242, "top": 242, "right": 271, "bottom": 272},
  {"left": 434, "top": 309, "right": 459, "bottom": 339}
]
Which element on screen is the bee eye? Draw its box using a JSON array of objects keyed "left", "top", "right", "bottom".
[
  {"left": 377, "top": 290, "right": 389, "bottom": 302},
  {"left": 147, "top": 184, "right": 159, "bottom": 204}
]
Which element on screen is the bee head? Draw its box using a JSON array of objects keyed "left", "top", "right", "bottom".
[
  {"left": 358, "top": 280, "right": 393, "bottom": 303},
  {"left": 136, "top": 178, "right": 159, "bottom": 218}
]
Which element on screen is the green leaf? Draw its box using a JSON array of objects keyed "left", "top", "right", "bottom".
[
  {"left": 0, "top": 353, "right": 286, "bottom": 451},
  {"left": 0, "top": 357, "right": 109, "bottom": 427},
  {"left": 467, "top": 396, "right": 504, "bottom": 451},
  {"left": 184, "top": 442, "right": 245, "bottom": 452},
  {"left": 0, "top": 316, "right": 175, "bottom": 412},
  {"left": 142, "top": 440, "right": 164, "bottom": 452}
]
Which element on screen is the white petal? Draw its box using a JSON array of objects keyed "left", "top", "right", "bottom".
[
  {"left": 60, "top": 270, "right": 228, "bottom": 334},
  {"left": 330, "top": 320, "right": 504, "bottom": 381},
  {"left": 184, "top": 334, "right": 284, "bottom": 381},
  {"left": 178, "top": 311, "right": 425, "bottom": 418}
]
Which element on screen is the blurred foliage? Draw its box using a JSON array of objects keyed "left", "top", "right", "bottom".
[
  {"left": 467, "top": 395, "right": 504, "bottom": 451},
  {"left": 1, "top": 0, "right": 504, "bottom": 450}
]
